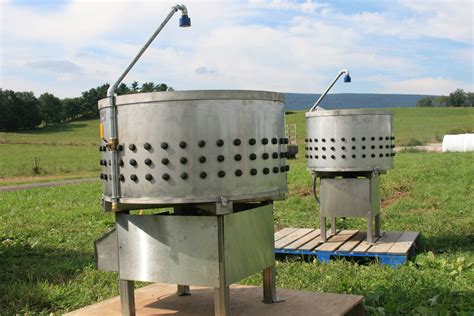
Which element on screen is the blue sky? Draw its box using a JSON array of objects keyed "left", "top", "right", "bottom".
[{"left": 1, "top": 0, "right": 472, "bottom": 98}]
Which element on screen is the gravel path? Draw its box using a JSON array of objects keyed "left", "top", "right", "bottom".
[
  {"left": 395, "top": 143, "right": 442, "bottom": 152},
  {"left": 0, "top": 178, "right": 98, "bottom": 192}
]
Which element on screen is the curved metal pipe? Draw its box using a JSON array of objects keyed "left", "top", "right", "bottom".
[
  {"left": 107, "top": 4, "right": 190, "bottom": 211},
  {"left": 309, "top": 69, "right": 350, "bottom": 112}
]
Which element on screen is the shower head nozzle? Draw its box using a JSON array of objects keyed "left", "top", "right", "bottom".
[
  {"left": 179, "top": 14, "right": 191, "bottom": 27},
  {"left": 174, "top": 4, "right": 191, "bottom": 27}
]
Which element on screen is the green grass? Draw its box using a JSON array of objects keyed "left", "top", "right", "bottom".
[
  {"left": 0, "top": 119, "right": 100, "bottom": 184},
  {"left": 0, "top": 119, "right": 99, "bottom": 146},
  {"left": 0, "top": 107, "right": 473, "bottom": 314},
  {"left": 0, "top": 107, "right": 473, "bottom": 185},
  {"left": 1, "top": 152, "right": 473, "bottom": 314},
  {"left": 286, "top": 107, "right": 474, "bottom": 146},
  {"left": 0, "top": 144, "right": 99, "bottom": 179}
]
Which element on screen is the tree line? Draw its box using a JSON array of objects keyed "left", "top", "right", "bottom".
[
  {"left": 416, "top": 89, "right": 474, "bottom": 107},
  {"left": 0, "top": 82, "right": 170, "bottom": 131}
]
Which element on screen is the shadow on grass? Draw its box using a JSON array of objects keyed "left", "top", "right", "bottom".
[{"left": 0, "top": 243, "right": 93, "bottom": 312}]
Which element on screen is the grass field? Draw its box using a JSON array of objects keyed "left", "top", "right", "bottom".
[
  {"left": 0, "top": 152, "right": 472, "bottom": 314},
  {"left": 0, "top": 108, "right": 473, "bottom": 185},
  {"left": 286, "top": 107, "right": 474, "bottom": 146},
  {"left": 0, "top": 108, "right": 473, "bottom": 314},
  {"left": 0, "top": 120, "right": 100, "bottom": 184}
]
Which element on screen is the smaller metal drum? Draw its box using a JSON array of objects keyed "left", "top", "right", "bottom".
[{"left": 305, "top": 109, "right": 394, "bottom": 172}]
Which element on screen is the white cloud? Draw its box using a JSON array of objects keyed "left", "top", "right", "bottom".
[
  {"left": 399, "top": 0, "right": 473, "bottom": 43},
  {"left": 0, "top": 0, "right": 472, "bottom": 98}
]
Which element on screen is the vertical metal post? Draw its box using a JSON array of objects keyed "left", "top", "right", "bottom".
[
  {"left": 177, "top": 285, "right": 191, "bottom": 296},
  {"left": 331, "top": 217, "right": 337, "bottom": 234},
  {"left": 119, "top": 279, "right": 136, "bottom": 316},
  {"left": 263, "top": 266, "right": 283, "bottom": 303},
  {"left": 116, "top": 212, "right": 135, "bottom": 316},
  {"left": 174, "top": 206, "right": 191, "bottom": 297},
  {"left": 320, "top": 215, "right": 327, "bottom": 242},
  {"left": 375, "top": 214, "right": 381, "bottom": 238},
  {"left": 367, "top": 213, "right": 373, "bottom": 243},
  {"left": 214, "top": 215, "right": 230, "bottom": 316}
]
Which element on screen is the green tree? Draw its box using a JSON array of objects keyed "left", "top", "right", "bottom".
[
  {"left": 80, "top": 84, "right": 109, "bottom": 118},
  {"left": 0, "top": 89, "right": 16, "bottom": 131},
  {"left": 448, "top": 89, "right": 466, "bottom": 107},
  {"left": 131, "top": 81, "right": 139, "bottom": 93},
  {"left": 416, "top": 97, "right": 433, "bottom": 107},
  {"left": 466, "top": 92, "right": 474, "bottom": 107},
  {"left": 62, "top": 97, "right": 83, "bottom": 121},
  {"left": 141, "top": 82, "right": 156, "bottom": 92},
  {"left": 0, "top": 89, "right": 41, "bottom": 130},
  {"left": 15, "top": 91, "right": 41, "bottom": 129},
  {"left": 116, "top": 83, "right": 131, "bottom": 95},
  {"left": 433, "top": 96, "right": 448, "bottom": 107},
  {"left": 38, "top": 92, "right": 62, "bottom": 125},
  {"left": 155, "top": 83, "right": 168, "bottom": 91}
]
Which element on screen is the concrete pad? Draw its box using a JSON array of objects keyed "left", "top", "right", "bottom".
[{"left": 67, "top": 283, "right": 364, "bottom": 316}]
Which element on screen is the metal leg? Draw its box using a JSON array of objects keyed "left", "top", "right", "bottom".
[
  {"left": 116, "top": 212, "right": 135, "bottom": 316},
  {"left": 214, "top": 286, "right": 230, "bottom": 316},
  {"left": 367, "top": 215, "right": 373, "bottom": 243},
  {"left": 119, "top": 279, "right": 135, "bottom": 316},
  {"left": 320, "top": 215, "right": 327, "bottom": 242},
  {"left": 263, "top": 266, "right": 284, "bottom": 303},
  {"left": 375, "top": 214, "right": 381, "bottom": 238},
  {"left": 331, "top": 217, "right": 337, "bottom": 235},
  {"left": 177, "top": 285, "right": 191, "bottom": 296},
  {"left": 214, "top": 216, "right": 230, "bottom": 316}
]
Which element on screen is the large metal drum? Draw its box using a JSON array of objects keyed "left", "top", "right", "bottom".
[
  {"left": 99, "top": 90, "right": 288, "bottom": 206},
  {"left": 305, "top": 109, "right": 394, "bottom": 172}
]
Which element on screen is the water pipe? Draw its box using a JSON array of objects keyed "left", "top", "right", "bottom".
[
  {"left": 309, "top": 69, "right": 351, "bottom": 111},
  {"left": 106, "top": 4, "right": 191, "bottom": 212}
]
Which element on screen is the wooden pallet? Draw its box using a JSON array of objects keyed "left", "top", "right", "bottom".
[{"left": 274, "top": 228, "right": 420, "bottom": 266}]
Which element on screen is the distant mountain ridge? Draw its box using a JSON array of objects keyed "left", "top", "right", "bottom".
[{"left": 284, "top": 93, "right": 434, "bottom": 110}]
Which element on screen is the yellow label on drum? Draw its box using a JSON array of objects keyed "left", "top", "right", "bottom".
[{"left": 99, "top": 123, "right": 105, "bottom": 139}]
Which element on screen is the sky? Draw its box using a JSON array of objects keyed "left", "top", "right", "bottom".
[{"left": 0, "top": 0, "right": 473, "bottom": 98}]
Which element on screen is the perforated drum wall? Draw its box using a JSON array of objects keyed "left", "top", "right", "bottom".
[
  {"left": 98, "top": 90, "right": 288, "bottom": 206},
  {"left": 305, "top": 109, "right": 394, "bottom": 172}
]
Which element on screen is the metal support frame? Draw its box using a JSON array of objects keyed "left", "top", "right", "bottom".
[
  {"left": 174, "top": 206, "right": 192, "bottom": 297},
  {"left": 331, "top": 217, "right": 337, "bottom": 234},
  {"left": 320, "top": 215, "right": 327, "bottom": 242},
  {"left": 110, "top": 202, "right": 279, "bottom": 316},
  {"left": 367, "top": 212, "right": 373, "bottom": 243},
  {"left": 119, "top": 279, "right": 135, "bottom": 316},
  {"left": 214, "top": 215, "right": 230, "bottom": 316},
  {"left": 177, "top": 285, "right": 191, "bottom": 296},
  {"left": 117, "top": 212, "right": 136, "bottom": 316},
  {"left": 375, "top": 214, "right": 381, "bottom": 238},
  {"left": 262, "top": 266, "right": 283, "bottom": 303},
  {"left": 318, "top": 171, "right": 381, "bottom": 243}
]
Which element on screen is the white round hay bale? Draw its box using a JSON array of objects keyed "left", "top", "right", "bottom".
[{"left": 442, "top": 133, "right": 474, "bottom": 152}]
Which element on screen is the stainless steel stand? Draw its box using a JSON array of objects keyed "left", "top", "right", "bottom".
[
  {"left": 177, "top": 285, "right": 191, "bottom": 296},
  {"left": 100, "top": 203, "right": 278, "bottom": 316},
  {"left": 214, "top": 215, "right": 230, "bottom": 316},
  {"left": 318, "top": 171, "right": 381, "bottom": 243},
  {"left": 119, "top": 279, "right": 135, "bottom": 316},
  {"left": 263, "top": 265, "right": 283, "bottom": 303}
]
